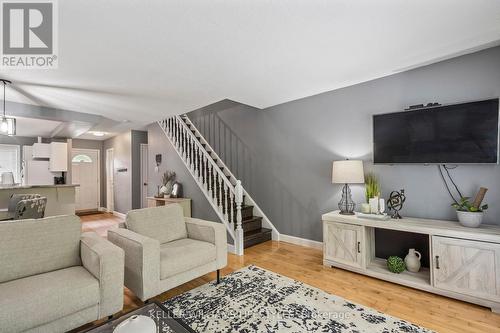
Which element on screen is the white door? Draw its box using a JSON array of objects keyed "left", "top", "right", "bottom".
[
  {"left": 106, "top": 148, "right": 114, "bottom": 212},
  {"left": 140, "top": 144, "right": 148, "bottom": 208},
  {"left": 72, "top": 149, "right": 100, "bottom": 211}
]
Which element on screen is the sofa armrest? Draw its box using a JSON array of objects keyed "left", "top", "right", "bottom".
[
  {"left": 80, "top": 232, "right": 124, "bottom": 318},
  {"left": 107, "top": 228, "right": 160, "bottom": 301},
  {"left": 185, "top": 217, "right": 227, "bottom": 269}
]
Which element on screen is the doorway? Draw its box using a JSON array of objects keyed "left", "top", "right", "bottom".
[
  {"left": 106, "top": 148, "right": 114, "bottom": 213},
  {"left": 72, "top": 149, "right": 100, "bottom": 212},
  {"left": 140, "top": 144, "right": 148, "bottom": 208}
]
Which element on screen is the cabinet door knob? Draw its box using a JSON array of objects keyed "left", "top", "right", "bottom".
[
  {"left": 357, "top": 241, "right": 361, "bottom": 253},
  {"left": 435, "top": 255, "right": 440, "bottom": 269}
]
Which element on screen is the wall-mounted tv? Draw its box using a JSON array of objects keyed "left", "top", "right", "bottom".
[{"left": 373, "top": 99, "right": 499, "bottom": 164}]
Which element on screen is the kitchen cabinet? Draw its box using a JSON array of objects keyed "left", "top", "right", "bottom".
[
  {"left": 49, "top": 142, "right": 68, "bottom": 172},
  {"left": 32, "top": 143, "right": 50, "bottom": 158}
]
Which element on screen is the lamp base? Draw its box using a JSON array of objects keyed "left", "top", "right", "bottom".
[{"left": 338, "top": 183, "right": 356, "bottom": 215}]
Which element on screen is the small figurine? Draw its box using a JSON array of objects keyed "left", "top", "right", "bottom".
[{"left": 388, "top": 189, "right": 406, "bottom": 219}]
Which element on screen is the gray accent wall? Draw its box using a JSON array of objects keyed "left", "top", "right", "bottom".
[
  {"left": 146, "top": 123, "right": 219, "bottom": 222},
  {"left": 186, "top": 46, "right": 500, "bottom": 242}
]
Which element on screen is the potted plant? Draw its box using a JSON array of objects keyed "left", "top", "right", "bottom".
[
  {"left": 361, "top": 173, "right": 380, "bottom": 213},
  {"left": 452, "top": 197, "right": 488, "bottom": 228}
]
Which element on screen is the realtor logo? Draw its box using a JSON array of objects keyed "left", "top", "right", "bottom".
[{"left": 1, "top": 0, "right": 58, "bottom": 68}]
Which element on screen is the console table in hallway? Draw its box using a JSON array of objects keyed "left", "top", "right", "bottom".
[{"left": 146, "top": 197, "right": 191, "bottom": 217}]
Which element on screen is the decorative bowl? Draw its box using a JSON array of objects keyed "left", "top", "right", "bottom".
[
  {"left": 113, "top": 315, "right": 156, "bottom": 333},
  {"left": 456, "top": 211, "right": 484, "bottom": 228}
]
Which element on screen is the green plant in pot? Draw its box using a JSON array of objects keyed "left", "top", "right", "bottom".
[
  {"left": 365, "top": 173, "right": 380, "bottom": 203},
  {"left": 452, "top": 196, "right": 488, "bottom": 228},
  {"left": 360, "top": 173, "right": 380, "bottom": 213}
]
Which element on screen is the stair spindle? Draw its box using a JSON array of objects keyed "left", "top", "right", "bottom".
[{"left": 218, "top": 174, "right": 223, "bottom": 212}]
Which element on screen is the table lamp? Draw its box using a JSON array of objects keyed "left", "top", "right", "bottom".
[{"left": 332, "top": 160, "right": 364, "bottom": 215}]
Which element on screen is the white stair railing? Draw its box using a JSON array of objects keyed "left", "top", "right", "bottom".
[
  {"left": 180, "top": 114, "right": 279, "bottom": 240},
  {"left": 158, "top": 116, "right": 244, "bottom": 255}
]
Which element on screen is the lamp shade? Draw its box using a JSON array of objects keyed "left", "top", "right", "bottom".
[{"left": 332, "top": 160, "right": 364, "bottom": 184}]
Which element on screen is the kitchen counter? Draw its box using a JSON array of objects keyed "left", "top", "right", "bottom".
[
  {"left": 0, "top": 184, "right": 79, "bottom": 189},
  {"left": 0, "top": 184, "right": 78, "bottom": 217}
]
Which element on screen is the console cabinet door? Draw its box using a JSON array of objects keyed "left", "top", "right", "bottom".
[
  {"left": 324, "top": 222, "right": 363, "bottom": 269},
  {"left": 432, "top": 236, "right": 500, "bottom": 301}
]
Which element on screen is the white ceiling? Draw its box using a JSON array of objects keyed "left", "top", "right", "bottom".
[
  {"left": 14, "top": 117, "right": 62, "bottom": 137},
  {"left": 2, "top": 0, "right": 500, "bottom": 131}
]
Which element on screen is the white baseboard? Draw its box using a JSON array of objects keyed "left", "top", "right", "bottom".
[
  {"left": 98, "top": 207, "right": 107, "bottom": 212},
  {"left": 279, "top": 234, "right": 323, "bottom": 250},
  {"left": 113, "top": 211, "right": 126, "bottom": 219},
  {"left": 227, "top": 243, "right": 236, "bottom": 254}
]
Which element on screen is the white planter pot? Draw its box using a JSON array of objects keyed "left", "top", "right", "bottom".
[{"left": 456, "top": 211, "right": 484, "bottom": 228}]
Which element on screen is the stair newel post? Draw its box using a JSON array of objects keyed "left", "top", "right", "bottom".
[{"left": 235, "top": 180, "right": 244, "bottom": 255}]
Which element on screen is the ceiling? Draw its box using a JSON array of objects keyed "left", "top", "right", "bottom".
[
  {"left": 2, "top": 0, "right": 500, "bottom": 133},
  {"left": 14, "top": 117, "right": 62, "bottom": 137}
]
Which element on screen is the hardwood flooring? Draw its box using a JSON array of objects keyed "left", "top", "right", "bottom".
[{"left": 78, "top": 213, "right": 500, "bottom": 333}]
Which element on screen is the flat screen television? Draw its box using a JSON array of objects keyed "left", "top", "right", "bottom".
[{"left": 373, "top": 99, "right": 499, "bottom": 164}]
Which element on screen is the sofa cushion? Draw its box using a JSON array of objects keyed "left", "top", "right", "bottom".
[
  {"left": 126, "top": 204, "right": 187, "bottom": 244},
  {"left": 0, "top": 215, "right": 82, "bottom": 283},
  {"left": 160, "top": 238, "right": 216, "bottom": 279},
  {"left": 0, "top": 266, "right": 100, "bottom": 333}
]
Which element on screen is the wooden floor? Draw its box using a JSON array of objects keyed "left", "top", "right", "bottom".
[{"left": 79, "top": 213, "right": 500, "bottom": 333}]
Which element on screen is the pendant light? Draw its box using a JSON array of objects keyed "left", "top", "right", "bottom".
[{"left": 0, "top": 79, "right": 15, "bottom": 136}]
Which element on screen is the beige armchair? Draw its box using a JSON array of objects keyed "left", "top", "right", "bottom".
[
  {"left": 108, "top": 204, "right": 227, "bottom": 301},
  {"left": 0, "top": 215, "right": 124, "bottom": 333}
]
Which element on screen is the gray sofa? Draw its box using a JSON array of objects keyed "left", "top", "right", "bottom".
[
  {"left": 108, "top": 204, "right": 227, "bottom": 301},
  {"left": 0, "top": 215, "right": 124, "bottom": 333}
]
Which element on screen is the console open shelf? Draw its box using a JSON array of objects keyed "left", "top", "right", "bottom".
[{"left": 367, "top": 257, "right": 430, "bottom": 287}]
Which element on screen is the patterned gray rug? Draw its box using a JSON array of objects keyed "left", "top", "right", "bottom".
[{"left": 163, "top": 265, "right": 433, "bottom": 333}]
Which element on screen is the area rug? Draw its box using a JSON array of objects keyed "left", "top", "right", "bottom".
[{"left": 163, "top": 265, "right": 433, "bottom": 333}]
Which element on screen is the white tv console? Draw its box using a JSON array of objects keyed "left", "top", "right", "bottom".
[{"left": 322, "top": 211, "right": 500, "bottom": 312}]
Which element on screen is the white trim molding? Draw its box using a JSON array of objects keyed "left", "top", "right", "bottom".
[
  {"left": 113, "top": 211, "right": 126, "bottom": 219},
  {"left": 227, "top": 243, "right": 236, "bottom": 254},
  {"left": 279, "top": 234, "right": 323, "bottom": 250}
]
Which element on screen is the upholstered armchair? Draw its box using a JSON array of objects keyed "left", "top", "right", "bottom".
[
  {"left": 0, "top": 193, "right": 42, "bottom": 221},
  {"left": 0, "top": 215, "right": 124, "bottom": 333},
  {"left": 108, "top": 204, "right": 227, "bottom": 301}
]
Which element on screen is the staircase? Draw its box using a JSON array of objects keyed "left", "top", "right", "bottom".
[{"left": 158, "top": 115, "right": 277, "bottom": 255}]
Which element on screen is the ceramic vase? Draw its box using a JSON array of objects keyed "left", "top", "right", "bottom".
[
  {"left": 404, "top": 248, "right": 421, "bottom": 273},
  {"left": 369, "top": 196, "right": 379, "bottom": 214}
]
